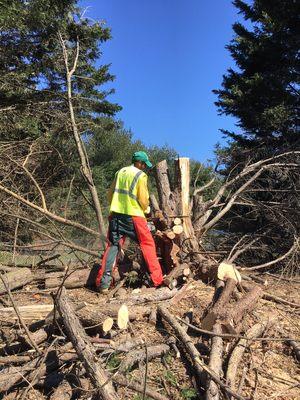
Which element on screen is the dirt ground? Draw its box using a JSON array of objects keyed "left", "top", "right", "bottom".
[{"left": 1, "top": 275, "right": 300, "bottom": 400}]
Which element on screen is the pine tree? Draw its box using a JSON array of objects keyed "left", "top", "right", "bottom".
[{"left": 213, "top": 0, "right": 300, "bottom": 267}]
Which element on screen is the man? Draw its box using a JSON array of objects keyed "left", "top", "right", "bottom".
[{"left": 95, "top": 151, "right": 164, "bottom": 292}]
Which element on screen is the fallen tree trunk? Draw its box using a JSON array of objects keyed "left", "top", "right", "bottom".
[
  {"left": 226, "top": 320, "right": 269, "bottom": 389},
  {"left": 110, "top": 287, "right": 179, "bottom": 306},
  {"left": 201, "top": 278, "right": 237, "bottom": 331},
  {"left": 0, "top": 267, "right": 33, "bottom": 295},
  {"left": 54, "top": 287, "right": 119, "bottom": 400},
  {"left": 0, "top": 304, "right": 54, "bottom": 321},
  {"left": 45, "top": 268, "right": 91, "bottom": 289},
  {"left": 220, "top": 285, "right": 263, "bottom": 334},
  {"left": 206, "top": 323, "right": 223, "bottom": 400}
]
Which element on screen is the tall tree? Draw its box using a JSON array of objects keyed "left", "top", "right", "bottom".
[
  {"left": 0, "top": 0, "right": 120, "bottom": 242},
  {"left": 213, "top": 0, "right": 300, "bottom": 269}
]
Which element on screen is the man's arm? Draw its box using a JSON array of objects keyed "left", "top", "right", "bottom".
[{"left": 136, "top": 174, "right": 150, "bottom": 214}]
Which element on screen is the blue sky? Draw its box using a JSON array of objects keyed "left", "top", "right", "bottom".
[{"left": 79, "top": 0, "right": 242, "bottom": 163}]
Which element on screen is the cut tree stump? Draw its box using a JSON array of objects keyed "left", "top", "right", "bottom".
[
  {"left": 54, "top": 287, "right": 119, "bottom": 400},
  {"left": 0, "top": 267, "right": 33, "bottom": 295}
]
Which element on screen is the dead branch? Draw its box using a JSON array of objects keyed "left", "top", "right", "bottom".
[
  {"left": 0, "top": 273, "right": 41, "bottom": 354},
  {"left": 54, "top": 287, "right": 119, "bottom": 399},
  {"left": 226, "top": 320, "right": 270, "bottom": 389},
  {"left": 157, "top": 305, "right": 246, "bottom": 400},
  {"left": 206, "top": 323, "right": 223, "bottom": 400},
  {"left": 241, "top": 238, "right": 299, "bottom": 271},
  {"left": 58, "top": 32, "right": 105, "bottom": 240}
]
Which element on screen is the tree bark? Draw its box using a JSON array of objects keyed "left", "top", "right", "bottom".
[
  {"left": 54, "top": 287, "right": 118, "bottom": 400},
  {"left": 226, "top": 320, "right": 269, "bottom": 389},
  {"left": 201, "top": 278, "right": 237, "bottom": 331},
  {"left": 0, "top": 268, "right": 33, "bottom": 295},
  {"left": 206, "top": 323, "right": 223, "bottom": 400}
]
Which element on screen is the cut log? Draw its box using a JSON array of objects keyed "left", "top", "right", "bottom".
[
  {"left": 0, "top": 304, "right": 54, "bottom": 321},
  {"left": 201, "top": 278, "right": 237, "bottom": 331},
  {"left": 172, "top": 224, "right": 184, "bottom": 235},
  {"left": 110, "top": 286, "right": 179, "bottom": 306},
  {"left": 166, "top": 231, "right": 176, "bottom": 240},
  {"left": 0, "top": 267, "right": 33, "bottom": 295},
  {"left": 54, "top": 287, "right": 118, "bottom": 400},
  {"left": 173, "top": 217, "right": 182, "bottom": 225},
  {"left": 226, "top": 320, "right": 269, "bottom": 389},
  {"left": 206, "top": 323, "right": 223, "bottom": 400},
  {"left": 117, "top": 304, "right": 129, "bottom": 330},
  {"left": 218, "top": 262, "right": 241, "bottom": 283},
  {"left": 163, "top": 263, "right": 190, "bottom": 289},
  {"left": 103, "top": 317, "right": 114, "bottom": 334}
]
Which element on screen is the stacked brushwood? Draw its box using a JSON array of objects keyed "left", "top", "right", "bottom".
[{"left": 0, "top": 158, "right": 299, "bottom": 400}]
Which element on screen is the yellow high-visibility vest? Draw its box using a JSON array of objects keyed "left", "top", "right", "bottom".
[{"left": 110, "top": 165, "right": 146, "bottom": 217}]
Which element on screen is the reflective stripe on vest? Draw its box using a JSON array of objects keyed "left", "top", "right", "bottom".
[{"left": 114, "top": 170, "right": 143, "bottom": 200}]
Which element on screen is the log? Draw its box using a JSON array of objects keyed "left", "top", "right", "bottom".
[
  {"left": 226, "top": 320, "right": 269, "bottom": 389},
  {"left": 201, "top": 278, "right": 237, "bottom": 331},
  {"left": 117, "top": 304, "right": 129, "bottom": 330},
  {"left": 54, "top": 287, "right": 118, "bottom": 400},
  {"left": 172, "top": 224, "right": 184, "bottom": 235},
  {"left": 103, "top": 317, "right": 114, "bottom": 334},
  {"left": 110, "top": 287, "right": 179, "bottom": 306},
  {"left": 155, "top": 160, "right": 178, "bottom": 224},
  {"left": 45, "top": 268, "right": 91, "bottom": 289},
  {"left": 163, "top": 263, "right": 190, "bottom": 288},
  {"left": 0, "top": 304, "right": 54, "bottom": 321},
  {"left": 206, "top": 323, "right": 223, "bottom": 400},
  {"left": 77, "top": 303, "right": 151, "bottom": 328},
  {"left": 0, "top": 267, "right": 33, "bottom": 295},
  {"left": 118, "top": 343, "right": 170, "bottom": 373},
  {"left": 173, "top": 217, "right": 182, "bottom": 225},
  {"left": 220, "top": 285, "right": 263, "bottom": 334}
]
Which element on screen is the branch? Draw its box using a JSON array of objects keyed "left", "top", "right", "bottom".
[
  {"left": 241, "top": 238, "right": 299, "bottom": 271},
  {"left": 0, "top": 183, "right": 99, "bottom": 236},
  {"left": 202, "top": 162, "right": 299, "bottom": 232},
  {"left": 0, "top": 273, "right": 41, "bottom": 355}
]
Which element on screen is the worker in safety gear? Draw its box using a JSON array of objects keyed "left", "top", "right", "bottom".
[{"left": 95, "top": 151, "right": 164, "bottom": 292}]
